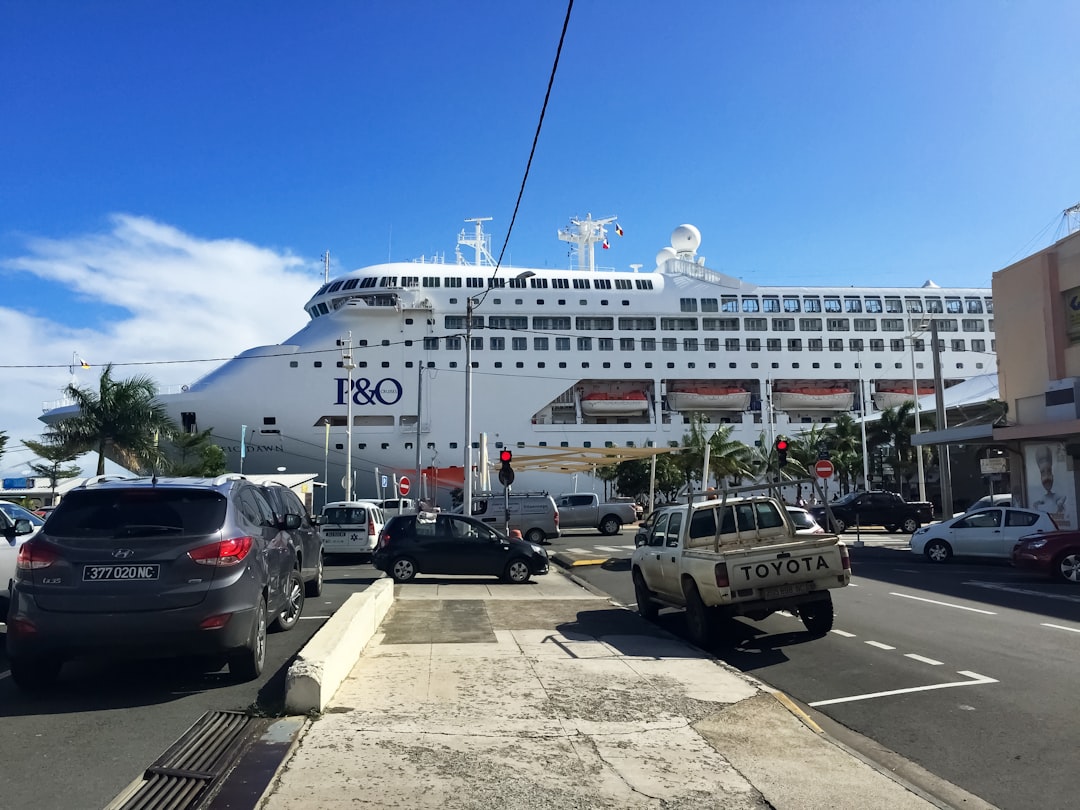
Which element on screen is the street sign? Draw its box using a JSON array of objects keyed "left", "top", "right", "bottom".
[
  {"left": 398, "top": 476, "right": 411, "bottom": 496},
  {"left": 980, "top": 457, "right": 1008, "bottom": 475},
  {"left": 814, "top": 459, "right": 835, "bottom": 479}
]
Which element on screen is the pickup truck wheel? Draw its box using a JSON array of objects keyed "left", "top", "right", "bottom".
[
  {"left": 883, "top": 523, "right": 899, "bottom": 533},
  {"left": 924, "top": 539, "right": 952, "bottom": 563},
  {"left": 598, "top": 515, "right": 621, "bottom": 536},
  {"left": 901, "top": 517, "right": 920, "bottom": 534},
  {"left": 682, "top": 581, "right": 713, "bottom": 647},
  {"left": 799, "top": 594, "right": 834, "bottom": 636},
  {"left": 633, "top": 569, "right": 658, "bottom": 620}
]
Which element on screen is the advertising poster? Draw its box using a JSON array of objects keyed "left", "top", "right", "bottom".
[{"left": 1025, "top": 442, "right": 1076, "bottom": 530}]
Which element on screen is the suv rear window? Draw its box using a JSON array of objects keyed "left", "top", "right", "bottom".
[{"left": 47, "top": 489, "right": 228, "bottom": 538}]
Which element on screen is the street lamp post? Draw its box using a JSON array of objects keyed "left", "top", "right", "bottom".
[
  {"left": 464, "top": 297, "right": 475, "bottom": 516},
  {"left": 341, "top": 332, "right": 355, "bottom": 502},
  {"left": 909, "top": 323, "right": 928, "bottom": 502}
]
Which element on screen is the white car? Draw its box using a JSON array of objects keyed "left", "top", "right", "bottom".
[
  {"left": 1, "top": 506, "right": 42, "bottom": 610},
  {"left": 786, "top": 506, "right": 826, "bottom": 535},
  {"left": 951, "top": 493, "right": 1012, "bottom": 518},
  {"left": 910, "top": 507, "right": 1057, "bottom": 563}
]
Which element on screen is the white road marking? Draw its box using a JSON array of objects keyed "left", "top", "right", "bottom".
[
  {"left": 965, "top": 581, "right": 1080, "bottom": 604},
  {"left": 905, "top": 653, "right": 944, "bottom": 666},
  {"left": 831, "top": 629, "right": 856, "bottom": 637},
  {"left": 865, "top": 641, "right": 895, "bottom": 650},
  {"left": 889, "top": 592, "right": 997, "bottom": 614},
  {"left": 808, "top": 671, "right": 998, "bottom": 707},
  {"left": 563, "top": 547, "right": 592, "bottom": 554},
  {"left": 595, "top": 546, "right": 627, "bottom": 552},
  {"left": 1042, "top": 622, "right": 1080, "bottom": 633},
  {"left": 300, "top": 615, "right": 332, "bottom": 620}
]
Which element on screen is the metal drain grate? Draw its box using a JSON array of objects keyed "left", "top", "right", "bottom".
[{"left": 108, "top": 710, "right": 266, "bottom": 810}]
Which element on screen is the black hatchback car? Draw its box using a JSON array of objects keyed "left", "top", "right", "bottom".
[
  {"left": 6, "top": 475, "right": 307, "bottom": 690},
  {"left": 373, "top": 513, "right": 549, "bottom": 583}
]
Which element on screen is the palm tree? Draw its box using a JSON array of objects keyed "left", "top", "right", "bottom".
[
  {"left": 825, "top": 413, "right": 864, "bottom": 493},
  {"left": 870, "top": 402, "right": 917, "bottom": 492},
  {"left": 45, "top": 363, "right": 176, "bottom": 475},
  {"left": 705, "top": 423, "right": 754, "bottom": 489}
]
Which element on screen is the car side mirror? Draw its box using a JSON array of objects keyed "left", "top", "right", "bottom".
[
  {"left": 14, "top": 518, "right": 34, "bottom": 536},
  {"left": 283, "top": 513, "right": 302, "bottom": 530},
  {"left": 634, "top": 532, "right": 647, "bottom": 548}
]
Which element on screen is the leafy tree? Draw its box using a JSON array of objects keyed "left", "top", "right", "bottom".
[
  {"left": 166, "top": 428, "right": 227, "bottom": 476},
  {"left": 824, "top": 413, "right": 865, "bottom": 493},
  {"left": 593, "top": 464, "right": 620, "bottom": 499},
  {"left": 21, "top": 439, "right": 81, "bottom": 504},
  {"left": 44, "top": 363, "right": 176, "bottom": 475},
  {"left": 0, "top": 430, "right": 8, "bottom": 465}
]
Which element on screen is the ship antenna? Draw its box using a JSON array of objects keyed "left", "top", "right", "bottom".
[{"left": 323, "top": 250, "right": 330, "bottom": 283}]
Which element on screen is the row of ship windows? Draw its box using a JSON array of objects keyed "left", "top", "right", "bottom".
[
  {"left": 440, "top": 316, "right": 991, "bottom": 333},
  {"left": 314, "top": 276, "right": 992, "bottom": 316}
]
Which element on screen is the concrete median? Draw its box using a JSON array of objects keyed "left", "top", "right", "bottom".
[{"left": 284, "top": 578, "right": 395, "bottom": 714}]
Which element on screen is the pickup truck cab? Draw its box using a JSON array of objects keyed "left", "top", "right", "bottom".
[
  {"left": 556, "top": 493, "right": 638, "bottom": 535},
  {"left": 631, "top": 492, "right": 851, "bottom": 645}
]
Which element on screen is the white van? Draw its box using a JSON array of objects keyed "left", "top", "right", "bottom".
[
  {"left": 320, "top": 501, "right": 385, "bottom": 555},
  {"left": 470, "top": 491, "right": 560, "bottom": 544},
  {"left": 375, "top": 498, "right": 419, "bottom": 516}
]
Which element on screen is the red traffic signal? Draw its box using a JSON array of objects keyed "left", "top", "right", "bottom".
[
  {"left": 775, "top": 439, "right": 788, "bottom": 451},
  {"left": 499, "top": 449, "right": 513, "bottom": 463},
  {"left": 775, "top": 438, "right": 789, "bottom": 467}
]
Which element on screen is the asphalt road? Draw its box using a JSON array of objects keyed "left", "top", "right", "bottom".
[
  {"left": 555, "top": 527, "right": 1080, "bottom": 810},
  {"left": 0, "top": 556, "right": 382, "bottom": 810}
]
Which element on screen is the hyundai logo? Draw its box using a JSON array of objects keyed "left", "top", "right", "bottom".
[{"left": 112, "top": 548, "right": 135, "bottom": 560}]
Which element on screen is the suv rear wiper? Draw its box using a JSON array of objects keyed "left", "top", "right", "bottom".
[{"left": 114, "top": 524, "right": 184, "bottom": 537}]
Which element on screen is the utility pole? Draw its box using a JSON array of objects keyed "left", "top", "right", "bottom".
[
  {"left": 341, "top": 332, "right": 355, "bottom": 502},
  {"left": 931, "top": 319, "right": 953, "bottom": 516},
  {"left": 463, "top": 297, "right": 474, "bottom": 516}
]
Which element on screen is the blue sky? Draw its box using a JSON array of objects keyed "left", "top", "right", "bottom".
[{"left": 1, "top": 0, "right": 1078, "bottom": 468}]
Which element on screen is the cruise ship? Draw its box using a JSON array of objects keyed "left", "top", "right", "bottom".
[{"left": 43, "top": 215, "right": 997, "bottom": 504}]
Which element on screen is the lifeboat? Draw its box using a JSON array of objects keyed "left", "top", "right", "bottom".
[
  {"left": 772, "top": 387, "right": 854, "bottom": 411},
  {"left": 873, "top": 386, "right": 935, "bottom": 410},
  {"left": 667, "top": 386, "right": 751, "bottom": 411},
  {"left": 580, "top": 390, "right": 649, "bottom": 415}
]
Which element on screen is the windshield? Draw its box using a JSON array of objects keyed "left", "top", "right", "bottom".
[
  {"left": 45, "top": 489, "right": 227, "bottom": 538},
  {"left": 833, "top": 492, "right": 861, "bottom": 506},
  {"left": 788, "top": 510, "right": 817, "bottom": 530}
]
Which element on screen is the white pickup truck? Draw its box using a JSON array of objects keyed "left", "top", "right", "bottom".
[
  {"left": 555, "top": 493, "right": 639, "bottom": 535},
  {"left": 631, "top": 489, "right": 851, "bottom": 645}
]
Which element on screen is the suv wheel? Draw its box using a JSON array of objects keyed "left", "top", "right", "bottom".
[
  {"left": 273, "top": 569, "right": 304, "bottom": 632},
  {"left": 305, "top": 550, "right": 324, "bottom": 597},
  {"left": 229, "top": 596, "right": 267, "bottom": 681}
]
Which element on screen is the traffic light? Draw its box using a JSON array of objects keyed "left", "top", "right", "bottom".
[
  {"left": 498, "top": 449, "right": 515, "bottom": 486},
  {"left": 775, "top": 438, "right": 789, "bottom": 468}
]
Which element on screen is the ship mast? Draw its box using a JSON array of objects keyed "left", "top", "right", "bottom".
[{"left": 558, "top": 214, "right": 617, "bottom": 271}]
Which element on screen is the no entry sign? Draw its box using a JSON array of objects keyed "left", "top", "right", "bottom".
[
  {"left": 814, "top": 459, "right": 835, "bottom": 479},
  {"left": 398, "top": 476, "right": 411, "bottom": 495}
]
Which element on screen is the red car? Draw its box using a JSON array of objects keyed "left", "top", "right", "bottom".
[{"left": 1012, "top": 531, "right": 1080, "bottom": 584}]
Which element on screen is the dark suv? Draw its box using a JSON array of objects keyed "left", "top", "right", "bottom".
[
  {"left": 372, "top": 512, "right": 549, "bottom": 583},
  {"left": 261, "top": 483, "right": 324, "bottom": 597},
  {"left": 6, "top": 475, "right": 306, "bottom": 690}
]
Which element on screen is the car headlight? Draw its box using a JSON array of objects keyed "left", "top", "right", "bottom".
[
  {"left": 531, "top": 543, "right": 544, "bottom": 554},
  {"left": 1021, "top": 538, "right": 1047, "bottom": 549}
]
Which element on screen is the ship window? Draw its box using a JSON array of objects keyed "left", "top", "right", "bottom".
[
  {"left": 721, "top": 295, "right": 738, "bottom": 312},
  {"left": 556, "top": 337, "right": 570, "bottom": 350},
  {"left": 446, "top": 277, "right": 462, "bottom": 287},
  {"left": 534, "top": 337, "right": 549, "bottom": 350},
  {"left": 471, "top": 336, "right": 482, "bottom": 350},
  {"left": 972, "top": 339, "right": 986, "bottom": 352},
  {"left": 962, "top": 319, "right": 985, "bottom": 332},
  {"left": 517, "top": 362, "right": 526, "bottom": 368},
  {"left": 509, "top": 277, "right": 527, "bottom": 289},
  {"left": 314, "top": 361, "right": 322, "bottom": 368},
  {"left": 645, "top": 362, "right": 653, "bottom": 368},
  {"left": 844, "top": 297, "right": 862, "bottom": 313},
  {"left": 635, "top": 279, "right": 654, "bottom": 290},
  {"left": 745, "top": 318, "right": 767, "bottom": 331},
  {"left": 599, "top": 338, "right": 613, "bottom": 351},
  {"left": 529, "top": 277, "right": 548, "bottom": 289},
  {"left": 809, "top": 339, "right": 823, "bottom": 351},
  {"left": 824, "top": 297, "right": 842, "bottom": 313},
  {"left": 850, "top": 339, "right": 864, "bottom": 351},
  {"left": 705, "top": 338, "right": 719, "bottom": 351},
  {"left": 512, "top": 338, "right": 527, "bottom": 350},
  {"left": 578, "top": 337, "right": 592, "bottom": 351},
  {"left": 905, "top": 297, "right": 924, "bottom": 313},
  {"left": 741, "top": 297, "right": 759, "bottom": 312},
  {"left": 576, "top": 317, "right": 614, "bottom": 330},
  {"left": 581, "top": 362, "right": 590, "bottom": 368},
  {"left": 327, "top": 281, "right": 343, "bottom": 293},
  {"left": 826, "top": 318, "right": 850, "bottom": 331},
  {"left": 803, "top": 297, "right": 822, "bottom": 312},
  {"left": 424, "top": 337, "right": 439, "bottom": 350},
  {"left": 772, "top": 318, "right": 795, "bottom": 332},
  {"left": 884, "top": 297, "right": 902, "bottom": 312},
  {"left": 315, "top": 283, "right": 331, "bottom": 295},
  {"left": 746, "top": 339, "right": 761, "bottom": 351},
  {"left": 766, "top": 339, "right": 781, "bottom": 351},
  {"left": 952, "top": 339, "right": 966, "bottom": 351},
  {"left": 945, "top": 297, "right": 963, "bottom": 313},
  {"left": 854, "top": 319, "right": 876, "bottom": 331},
  {"left": 882, "top": 319, "right": 904, "bottom": 331},
  {"left": 725, "top": 338, "right": 739, "bottom": 351},
  {"left": 680, "top": 298, "right": 698, "bottom": 312},
  {"left": 317, "top": 303, "right": 329, "bottom": 315},
  {"left": 290, "top": 361, "right": 298, "bottom": 368},
  {"left": 445, "top": 316, "right": 464, "bottom": 329},
  {"left": 683, "top": 338, "right": 698, "bottom": 351},
  {"left": 594, "top": 279, "right": 612, "bottom": 290},
  {"left": 799, "top": 318, "right": 822, "bottom": 331},
  {"left": 620, "top": 338, "right": 635, "bottom": 351},
  {"left": 553, "top": 278, "right": 569, "bottom": 289},
  {"left": 890, "top": 339, "right": 905, "bottom": 351},
  {"left": 762, "top": 297, "right": 781, "bottom": 313},
  {"left": 829, "top": 339, "right": 843, "bottom": 351},
  {"left": 989, "top": 318, "right": 994, "bottom": 332},
  {"left": 962, "top": 297, "right": 984, "bottom": 314},
  {"left": 641, "top": 338, "right": 656, "bottom": 351},
  {"left": 661, "top": 317, "right": 697, "bottom": 331},
  {"left": 493, "top": 361, "right": 503, "bottom": 368},
  {"left": 618, "top": 317, "right": 655, "bottom": 330},
  {"left": 380, "top": 277, "right": 398, "bottom": 287},
  {"left": 985, "top": 298, "right": 994, "bottom": 314},
  {"left": 507, "top": 316, "right": 527, "bottom": 329},
  {"left": 865, "top": 297, "right": 883, "bottom": 313},
  {"left": 467, "top": 277, "right": 483, "bottom": 287},
  {"left": 445, "top": 336, "right": 462, "bottom": 350},
  {"left": 701, "top": 298, "right": 718, "bottom": 312},
  {"left": 937, "top": 320, "right": 958, "bottom": 332},
  {"left": 783, "top": 297, "right": 800, "bottom": 312},
  {"left": 788, "top": 339, "right": 802, "bottom": 351},
  {"left": 702, "top": 318, "right": 739, "bottom": 331},
  {"left": 490, "top": 337, "right": 505, "bottom": 350},
  {"left": 615, "top": 279, "right": 632, "bottom": 290},
  {"left": 870, "top": 339, "right": 884, "bottom": 351},
  {"left": 416, "top": 276, "right": 435, "bottom": 287},
  {"left": 573, "top": 279, "right": 591, "bottom": 289}
]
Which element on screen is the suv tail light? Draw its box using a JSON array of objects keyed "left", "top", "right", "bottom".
[
  {"left": 189, "top": 536, "right": 254, "bottom": 566},
  {"left": 16, "top": 541, "right": 60, "bottom": 572},
  {"left": 714, "top": 562, "right": 730, "bottom": 588}
]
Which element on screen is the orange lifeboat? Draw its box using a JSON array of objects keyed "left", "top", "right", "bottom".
[
  {"left": 772, "top": 387, "right": 854, "bottom": 411},
  {"left": 667, "top": 386, "right": 751, "bottom": 411},
  {"left": 580, "top": 390, "right": 649, "bottom": 415}
]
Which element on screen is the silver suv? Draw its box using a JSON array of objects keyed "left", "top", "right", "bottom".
[{"left": 6, "top": 474, "right": 306, "bottom": 690}]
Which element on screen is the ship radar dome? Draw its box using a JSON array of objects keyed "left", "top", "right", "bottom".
[
  {"left": 671, "top": 224, "right": 701, "bottom": 253},
  {"left": 656, "top": 246, "right": 678, "bottom": 268},
  {"left": 921, "top": 279, "right": 941, "bottom": 288}
]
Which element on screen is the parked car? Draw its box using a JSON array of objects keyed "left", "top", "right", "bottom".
[
  {"left": 261, "top": 483, "right": 324, "bottom": 596},
  {"left": 786, "top": 506, "right": 827, "bottom": 535},
  {"left": 319, "top": 500, "right": 385, "bottom": 557},
  {"left": 469, "top": 491, "right": 560, "bottom": 544},
  {"left": 811, "top": 490, "right": 934, "bottom": 533},
  {"left": 910, "top": 507, "right": 1057, "bottom": 563},
  {"left": 1012, "top": 530, "right": 1080, "bottom": 584},
  {"left": 1, "top": 509, "right": 38, "bottom": 613},
  {"left": 33, "top": 505, "right": 58, "bottom": 519},
  {"left": 5, "top": 474, "right": 307, "bottom": 690},
  {"left": 373, "top": 512, "right": 549, "bottom": 583},
  {"left": 555, "top": 492, "right": 639, "bottom": 535},
  {"left": 0, "top": 501, "right": 45, "bottom": 531},
  {"left": 953, "top": 493, "right": 1012, "bottom": 518}
]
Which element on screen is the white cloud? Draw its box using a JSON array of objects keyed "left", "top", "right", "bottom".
[{"left": 0, "top": 215, "right": 317, "bottom": 473}]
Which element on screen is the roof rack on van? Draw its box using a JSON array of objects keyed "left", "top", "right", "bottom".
[{"left": 212, "top": 473, "right": 246, "bottom": 486}]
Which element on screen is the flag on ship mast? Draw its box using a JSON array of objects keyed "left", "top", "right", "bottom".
[
  {"left": 80, "top": 357, "right": 90, "bottom": 369},
  {"left": 602, "top": 238, "right": 610, "bottom": 250},
  {"left": 615, "top": 223, "right": 624, "bottom": 237}
]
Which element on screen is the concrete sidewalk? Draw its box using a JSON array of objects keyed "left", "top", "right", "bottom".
[{"left": 256, "top": 571, "right": 946, "bottom": 810}]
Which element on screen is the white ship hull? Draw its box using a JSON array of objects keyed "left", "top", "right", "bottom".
[{"left": 42, "top": 216, "right": 996, "bottom": 506}]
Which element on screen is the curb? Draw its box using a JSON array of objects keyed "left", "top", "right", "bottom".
[{"left": 283, "top": 578, "right": 394, "bottom": 714}]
